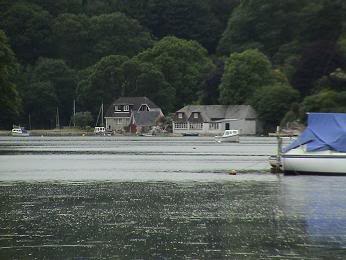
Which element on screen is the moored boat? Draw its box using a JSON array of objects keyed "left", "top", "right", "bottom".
[
  {"left": 280, "top": 113, "right": 346, "bottom": 175},
  {"left": 182, "top": 133, "right": 199, "bottom": 137},
  {"left": 11, "top": 126, "right": 30, "bottom": 137},
  {"left": 215, "top": 129, "right": 239, "bottom": 143}
]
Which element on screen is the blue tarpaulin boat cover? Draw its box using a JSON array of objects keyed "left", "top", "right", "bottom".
[{"left": 283, "top": 113, "right": 346, "bottom": 153}]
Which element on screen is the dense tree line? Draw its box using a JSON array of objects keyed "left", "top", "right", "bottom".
[{"left": 0, "top": 0, "right": 345, "bottom": 131}]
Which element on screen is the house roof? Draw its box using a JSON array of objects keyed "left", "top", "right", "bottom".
[
  {"left": 114, "top": 97, "right": 159, "bottom": 109},
  {"left": 105, "top": 97, "right": 161, "bottom": 117},
  {"left": 132, "top": 111, "right": 162, "bottom": 126},
  {"left": 176, "top": 105, "right": 257, "bottom": 122}
]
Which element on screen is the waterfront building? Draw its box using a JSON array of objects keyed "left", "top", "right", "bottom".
[
  {"left": 172, "top": 105, "right": 260, "bottom": 135},
  {"left": 105, "top": 97, "right": 164, "bottom": 133}
]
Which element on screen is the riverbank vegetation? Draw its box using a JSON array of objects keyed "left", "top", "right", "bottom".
[{"left": 1, "top": 0, "right": 346, "bottom": 132}]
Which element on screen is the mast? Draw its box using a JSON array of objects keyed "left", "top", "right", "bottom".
[
  {"left": 73, "top": 99, "right": 76, "bottom": 127},
  {"left": 56, "top": 107, "right": 60, "bottom": 129},
  {"left": 28, "top": 113, "right": 31, "bottom": 130},
  {"left": 101, "top": 102, "right": 104, "bottom": 127}
]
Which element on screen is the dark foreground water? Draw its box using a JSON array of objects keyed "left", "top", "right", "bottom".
[{"left": 1, "top": 136, "right": 346, "bottom": 259}]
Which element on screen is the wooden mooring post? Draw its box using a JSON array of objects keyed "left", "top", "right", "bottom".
[{"left": 271, "top": 126, "right": 283, "bottom": 173}]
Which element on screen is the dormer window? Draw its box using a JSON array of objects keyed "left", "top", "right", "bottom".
[
  {"left": 124, "top": 105, "right": 129, "bottom": 111},
  {"left": 178, "top": 113, "right": 183, "bottom": 119},
  {"left": 193, "top": 112, "right": 199, "bottom": 119},
  {"left": 139, "top": 104, "right": 150, "bottom": 111},
  {"left": 115, "top": 105, "right": 121, "bottom": 112}
]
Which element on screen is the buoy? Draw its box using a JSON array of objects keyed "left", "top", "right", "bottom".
[{"left": 229, "top": 170, "right": 237, "bottom": 175}]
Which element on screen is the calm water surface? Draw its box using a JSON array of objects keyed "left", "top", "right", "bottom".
[{"left": 0, "top": 136, "right": 346, "bottom": 259}]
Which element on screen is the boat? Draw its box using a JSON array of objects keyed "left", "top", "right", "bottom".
[
  {"left": 11, "top": 126, "right": 30, "bottom": 137},
  {"left": 138, "top": 133, "right": 155, "bottom": 137},
  {"left": 94, "top": 126, "right": 106, "bottom": 135},
  {"left": 94, "top": 103, "right": 106, "bottom": 135},
  {"left": 182, "top": 133, "right": 199, "bottom": 137},
  {"left": 215, "top": 130, "right": 239, "bottom": 143},
  {"left": 279, "top": 113, "right": 346, "bottom": 175}
]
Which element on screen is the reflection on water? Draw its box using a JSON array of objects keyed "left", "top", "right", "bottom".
[
  {"left": 0, "top": 137, "right": 346, "bottom": 259},
  {"left": 1, "top": 180, "right": 346, "bottom": 259},
  {"left": 0, "top": 181, "right": 300, "bottom": 259}
]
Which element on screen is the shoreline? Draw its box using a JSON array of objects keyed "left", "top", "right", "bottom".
[{"left": 0, "top": 129, "right": 95, "bottom": 137}]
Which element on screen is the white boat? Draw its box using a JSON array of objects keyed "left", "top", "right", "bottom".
[
  {"left": 215, "top": 130, "right": 239, "bottom": 143},
  {"left": 280, "top": 113, "right": 346, "bottom": 175},
  {"left": 281, "top": 146, "right": 346, "bottom": 174},
  {"left": 94, "top": 103, "right": 106, "bottom": 135},
  {"left": 94, "top": 126, "right": 105, "bottom": 135},
  {"left": 11, "top": 126, "right": 30, "bottom": 137}
]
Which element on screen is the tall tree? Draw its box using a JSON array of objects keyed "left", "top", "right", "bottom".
[
  {"left": 219, "top": 49, "right": 273, "bottom": 105},
  {"left": 0, "top": 30, "right": 21, "bottom": 129},
  {"left": 0, "top": 2, "right": 53, "bottom": 64},
  {"left": 119, "top": 0, "right": 228, "bottom": 53},
  {"left": 217, "top": 0, "right": 304, "bottom": 57},
  {"left": 302, "top": 90, "right": 346, "bottom": 114},
  {"left": 52, "top": 12, "right": 154, "bottom": 68},
  {"left": 21, "top": 81, "right": 58, "bottom": 129},
  {"left": 136, "top": 36, "right": 214, "bottom": 109},
  {"left": 122, "top": 60, "right": 175, "bottom": 112},
  {"left": 52, "top": 14, "right": 91, "bottom": 68},
  {"left": 250, "top": 83, "right": 299, "bottom": 131},
  {"left": 76, "top": 55, "right": 129, "bottom": 117},
  {"left": 30, "top": 58, "right": 77, "bottom": 126}
]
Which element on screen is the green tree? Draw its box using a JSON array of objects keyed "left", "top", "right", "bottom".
[
  {"left": 123, "top": 61, "right": 176, "bottom": 112},
  {"left": 72, "top": 111, "right": 93, "bottom": 129},
  {"left": 30, "top": 58, "right": 77, "bottom": 126},
  {"left": 250, "top": 83, "right": 299, "bottom": 131},
  {"left": 52, "top": 14, "right": 91, "bottom": 68},
  {"left": 52, "top": 12, "right": 154, "bottom": 68},
  {"left": 302, "top": 90, "right": 346, "bottom": 114},
  {"left": 217, "top": 0, "right": 304, "bottom": 57},
  {"left": 119, "top": 0, "right": 233, "bottom": 53},
  {"left": 21, "top": 81, "right": 58, "bottom": 129},
  {"left": 136, "top": 36, "right": 214, "bottom": 108},
  {"left": 89, "top": 12, "right": 154, "bottom": 64},
  {"left": 219, "top": 49, "right": 273, "bottom": 105},
  {"left": 76, "top": 55, "right": 129, "bottom": 116},
  {"left": 198, "top": 58, "right": 224, "bottom": 105},
  {"left": 0, "top": 2, "right": 53, "bottom": 64},
  {"left": 0, "top": 30, "right": 21, "bottom": 129}
]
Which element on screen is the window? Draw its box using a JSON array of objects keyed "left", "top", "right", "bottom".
[
  {"left": 209, "top": 123, "right": 219, "bottom": 130},
  {"left": 178, "top": 113, "right": 183, "bottom": 119},
  {"left": 115, "top": 118, "right": 130, "bottom": 125},
  {"left": 189, "top": 123, "right": 203, "bottom": 130},
  {"left": 115, "top": 105, "right": 121, "bottom": 112},
  {"left": 124, "top": 105, "right": 129, "bottom": 111},
  {"left": 193, "top": 113, "right": 199, "bottom": 119},
  {"left": 139, "top": 104, "right": 150, "bottom": 111},
  {"left": 174, "top": 123, "right": 188, "bottom": 129}
]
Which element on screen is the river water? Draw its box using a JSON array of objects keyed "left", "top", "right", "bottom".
[{"left": 0, "top": 136, "right": 346, "bottom": 259}]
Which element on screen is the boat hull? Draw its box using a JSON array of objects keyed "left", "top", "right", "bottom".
[
  {"left": 11, "top": 133, "right": 30, "bottom": 137},
  {"left": 215, "top": 136, "right": 239, "bottom": 143},
  {"left": 282, "top": 153, "right": 346, "bottom": 174}
]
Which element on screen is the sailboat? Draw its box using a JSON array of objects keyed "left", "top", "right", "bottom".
[
  {"left": 279, "top": 113, "right": 346, "bottom": 174},
  {"left": 94, "top": 103, "right": 106, "bottom": 135}
]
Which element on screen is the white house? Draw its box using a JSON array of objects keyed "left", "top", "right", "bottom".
[{"left": 172, "top": 105, "right": 260, "bottom": 135}]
